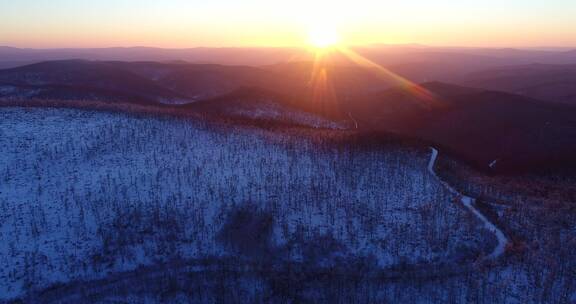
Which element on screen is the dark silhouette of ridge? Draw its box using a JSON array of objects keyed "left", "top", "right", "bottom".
[{"left": 354, "top": 82, "right": 576, "bottom": 173}]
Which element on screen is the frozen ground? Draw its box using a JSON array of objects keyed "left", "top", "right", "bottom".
[
  {"left": 0, "top": 107, "right": 499, "bottom": 302},
  {"left": 1, "top": 107, "right": 574, "bottom": 303}
]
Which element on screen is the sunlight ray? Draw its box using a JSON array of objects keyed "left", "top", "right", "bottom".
[{"left": 337, "top": 46, "right": 442, "bottom": 107}]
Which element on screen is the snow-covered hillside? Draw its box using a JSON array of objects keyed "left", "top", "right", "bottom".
[{"left": 0, "top": 107, "right": 489, "bottom": 302}]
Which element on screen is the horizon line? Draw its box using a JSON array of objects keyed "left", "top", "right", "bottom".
[{"left": 1, "top": 44, "right": 576, "bottom": 51}]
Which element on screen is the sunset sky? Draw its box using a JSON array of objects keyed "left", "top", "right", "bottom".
[{"left": 1, "top": 0, "right": 576, "bottom": 48}]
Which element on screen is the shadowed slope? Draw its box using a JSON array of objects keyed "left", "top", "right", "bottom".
[{"left": 356, "top": 82, "right": 576, "bottom": 173}]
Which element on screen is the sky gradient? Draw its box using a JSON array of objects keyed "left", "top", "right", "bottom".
[{"left": 1, "top": 0, "right": 576, "bottom": 48}]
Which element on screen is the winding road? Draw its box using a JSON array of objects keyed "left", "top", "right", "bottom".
[{"left": 428, "top": 148, "right": 509, "bottom": 260}]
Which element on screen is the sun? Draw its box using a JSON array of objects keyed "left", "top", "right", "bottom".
[{"left": 308, "top": 23, "right": 340, "bottom": 48}]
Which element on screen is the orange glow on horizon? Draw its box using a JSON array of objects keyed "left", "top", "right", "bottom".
[{"left": 3, "top": 1, "right": 576, "bottom": 48}]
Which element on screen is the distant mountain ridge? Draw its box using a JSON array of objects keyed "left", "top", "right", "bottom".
[
  {"left": 0, "top": 59, "right": 396, "bottom": 106},
  {"left": 0, "top": 60, "right": 284, "bottom": 104},
  {"left": 3, "top": 45, "right": 576, "bottom": 69},
  {"left": 462, "top": 63, "right": 576, "bottom": 105}
]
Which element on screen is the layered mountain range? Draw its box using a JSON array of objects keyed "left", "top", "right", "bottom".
[{"left": 1, "top": 48, "right": 576, "bottom": 173}]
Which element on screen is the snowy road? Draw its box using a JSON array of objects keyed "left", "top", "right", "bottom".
[
  {"left": 348, "top": 112, "right": 359, "bottom": 129},
  {"left": 428, "top": 148, "right": 509, "bottom": 260}
]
